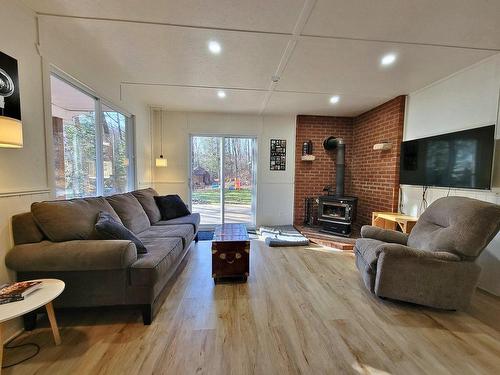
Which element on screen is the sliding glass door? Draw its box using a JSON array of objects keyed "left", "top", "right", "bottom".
[
  {"left": 223, "top": 137, "right": 255, "bottom": 224},
  {"left": 190, "top": 136, "right": 222, "bottom": 225},
  {"left": 190, "top": 135, "right": 256, "bottom": 228}
]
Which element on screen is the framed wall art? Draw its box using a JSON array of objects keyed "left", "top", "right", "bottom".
[
  {"left": 270, "top": 139, "right": 286, "bottom": 171},
  {"left": 0, "top": 51, "right": 21, "bottom": 120}
]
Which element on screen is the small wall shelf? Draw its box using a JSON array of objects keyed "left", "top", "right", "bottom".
[{"left": 301, "top": 155, "right": 316, "bottom": 161}]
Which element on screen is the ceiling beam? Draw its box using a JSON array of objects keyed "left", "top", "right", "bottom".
[
  {"left": 259, "top": 0, "right": 317, "bottom": 114},
  {"left": 120, "top": 81, "right": 389, "bottom": 99}
]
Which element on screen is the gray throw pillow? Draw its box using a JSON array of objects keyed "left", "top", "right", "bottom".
[
  {"left": 95, "top": 212, "right": 147, "bottom": 254},
  {"left": 154, "top": 195, "right": 191, "bottom": 220}
]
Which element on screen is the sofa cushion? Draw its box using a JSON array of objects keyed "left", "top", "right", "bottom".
[
  {"left": 12, "top": 212, "right": 45, "bottom": 245},
  {"left": 95, "top": 212, "right": 147, "bottom": 254},
  {"left": 131, "top": 188, "right": 162, "bottom": 224},
  {"left": 408, "top": 196, "right": 500, "bottom": 258},
  {"left": 154, "top": 195, "right": 190, "bottom": 220},
  {"left": 138, "top": 224, "right": 195, "bottom": 248},
  {"left": 154, "top": 213, "right": 200, "bottom": 232},
  {"left": 354, "top": 238, "right": 385, "bottom": 293},
  {"left": 106, "top": 193, "right": 150, "bottom": 234},
  {"left": 130, "top": 237, "right": 184, "bottom": 286},
  {"left": 31, "top": 197, "right": 121, "bottom": 242}
]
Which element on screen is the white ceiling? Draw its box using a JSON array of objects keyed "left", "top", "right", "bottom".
[
  {"left": 22, "top": 0, "right": 306, "bottom": 33},
  {"left": 278, "top": 37, "right": 494, "bottom": 96},
  {"left": 50, "top": 74, "right": 95, "bottom": 111},
  {"left": 22, "top": 0, "right": 500, "bottom": 116},
  {"left": 122, "top": 85, "right": 267, "bottom": 114},
  {"left": 304, "top": 0, "right": 500, "bottom": 50}
]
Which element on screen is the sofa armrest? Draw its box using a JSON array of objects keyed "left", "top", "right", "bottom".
[
  {"left": 5, "top": 240, "right": 138, "bottom": 272},
  {"left": 374, "top": 243, "right": 480, "bottom": 310},
  {"left": 361, "top": 225, "right": 409, "bottom": 245}
]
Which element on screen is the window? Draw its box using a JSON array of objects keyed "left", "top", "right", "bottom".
[
  {"left": 101, "top": 105, "right": 133, "bottom": 195},
  {"left": 50, "top": 74, "right": 135, "bottom": 199}
]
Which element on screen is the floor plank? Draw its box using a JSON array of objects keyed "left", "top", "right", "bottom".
[{"left": 4, "top": 240, "right": 500, "bottom": 375}]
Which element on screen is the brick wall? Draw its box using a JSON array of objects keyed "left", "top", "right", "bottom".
[
  {"left": 294, "top": 115, "right": 353, "bottom": 225},
  {"left": 293, "top": 96, "right": 406, "bottom": 229},
  {"left": 351, "top": 96, "right": 406, "bottom": 228}
]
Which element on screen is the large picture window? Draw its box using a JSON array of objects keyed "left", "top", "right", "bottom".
[{"left": 50, "top": 74, "right": 135, "bottom": 199}]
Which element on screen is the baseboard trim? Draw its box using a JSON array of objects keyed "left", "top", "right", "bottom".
[{"left": 477, "top": 286, "right": 500, "bottom": 298}]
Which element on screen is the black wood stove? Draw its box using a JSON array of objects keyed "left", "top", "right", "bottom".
[
  {"left": 318, "top": 136, "right": 358, "bottom": 237},
  {"left": 318, "top": 195, "right": 357, "bottom": 237}
]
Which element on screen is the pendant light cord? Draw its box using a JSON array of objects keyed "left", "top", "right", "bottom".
[{"left": 160, "top": 110, "right": 164, "bottom": 157}]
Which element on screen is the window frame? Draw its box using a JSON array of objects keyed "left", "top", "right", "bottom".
[{"left": 47, "top": 67, "right": 136, "bottom": 198}]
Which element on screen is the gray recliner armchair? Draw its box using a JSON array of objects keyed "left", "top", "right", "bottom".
[{"left": 354, "top": 196, "right": 500, "bottom": 310}]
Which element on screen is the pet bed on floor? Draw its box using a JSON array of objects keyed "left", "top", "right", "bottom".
[{"left": 258, "top": 225, "right": 309, "bottom": 247}]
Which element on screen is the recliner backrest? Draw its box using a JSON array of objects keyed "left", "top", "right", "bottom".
[{"left": 407, "top": 196, "right": 500, "bottom": 258}]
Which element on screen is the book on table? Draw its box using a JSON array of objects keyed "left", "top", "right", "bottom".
[{"left": 0, "top": 280, "right": 42, "bottom": 304}]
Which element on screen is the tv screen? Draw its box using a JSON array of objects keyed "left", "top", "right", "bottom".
[{"left": 400, "top": 125, "right": 495, "bottom": 190}]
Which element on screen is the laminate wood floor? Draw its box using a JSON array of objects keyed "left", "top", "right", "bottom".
[{"left": 4, "top": 240, "right": 500, "bottom": 375}]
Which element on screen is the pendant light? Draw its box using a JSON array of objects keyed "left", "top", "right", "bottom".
[
  {"left": 0, "top": 116, "right": 23, "bottom": 148},
  {"left": 155, "top": 110, "right": 167, "bottom": 167}
]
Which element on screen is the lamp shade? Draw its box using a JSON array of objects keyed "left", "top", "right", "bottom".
[
  {"left": 0, "top": 116, "right": 23, "bottom": 148},
  {"left": 155, "top": 155, "right": 167, "bottom": 167}
]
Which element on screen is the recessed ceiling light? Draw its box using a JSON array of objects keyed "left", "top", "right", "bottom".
[
  {"left": 208, "top": 40, "right": 222, "bottom": 54},
  {"left": 217, "top": 90, "right": 226, "bottom": 98},
  {"left": 381, "top": 53, "right": 397, "bottom": 66},
  {"left": 329, "top": 95, "right": 340, "bottom": 104}
]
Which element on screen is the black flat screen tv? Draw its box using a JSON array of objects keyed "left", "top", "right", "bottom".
[{"left": 400, "top": 125, "right": 495, "bottom": 190}]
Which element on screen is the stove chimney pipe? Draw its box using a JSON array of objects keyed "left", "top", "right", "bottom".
[
  {"left": 335, "top": 139, "right": 345, "bottom": 197},
  {"left": 323, "top": 136, "right": 345, "bottom": 197}
]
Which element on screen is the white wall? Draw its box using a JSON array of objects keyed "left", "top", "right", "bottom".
[
  {"left": 0, "top": 0, "right": 52, "bottom": 341},
  {"left": 402, "top": 53, "right": 500, "bottom": 295},
  {"left": 37, "top": 15, "right": 152, "bottom": 188},
  {"left": 405, "top": 54, "right": 500, "bottom": 141},
  {"left": 0, "top": 1, "right": 153, "bottom": 341},
  {"left": 153, "top": 111, "right": 296, "bottom": 226}
]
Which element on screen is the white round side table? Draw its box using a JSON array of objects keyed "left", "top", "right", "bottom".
[{"left": 0, "top": 279, "right": 65, "bottom": 372}]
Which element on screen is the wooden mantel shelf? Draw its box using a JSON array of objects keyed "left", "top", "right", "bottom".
[{"left": 301, "top": 155, "right": 316, "bottom": 161}]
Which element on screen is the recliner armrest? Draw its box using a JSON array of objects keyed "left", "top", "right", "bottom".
[
  {"left": 361, "top": 225, "right": 409, "bottom": 245},
  {"left": 6, "top": 240, "right": 138, "bottom": 272},
  {"left": 377, "top": 243, "right": 461, "bottom": 262}
]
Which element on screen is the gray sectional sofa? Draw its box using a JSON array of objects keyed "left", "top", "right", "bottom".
[{"left": 5, "top": 188, "right": 199, "bottom": 325}]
